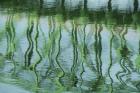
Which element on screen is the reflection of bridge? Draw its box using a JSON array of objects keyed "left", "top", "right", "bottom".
[{"left": 0, "top": 0, "right": 140, "bottom": 25}]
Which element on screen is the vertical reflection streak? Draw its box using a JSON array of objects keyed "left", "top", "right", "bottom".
[
  {"left": 108, "top": 28, "right": 114, "bottom": 93},
  {"left": 95, "top": 24, "right": 99, "bottom": 74},
  {"left": 98, "top": 24, "right": 103, "bottom": 77},
  {"left": 116, "top": 25, "right": 130, "bottom": 86},
  {"left": 95, "top": 24, "right": 103, "bottom": 77},
  {"left": 24, "top": 16, "right": 34, "bottom": 69},
  {"left": 56, "top": 25, "right": 65, "bottom": 86},
  {"left": 122, "top": 26, "right": 131, "bottom": 74},
  {"left": 92, "top": 24, "right": 103, "bottom": 92},
  {"left": 47, "top": 16, "right": 55, "bottom": 74},
  {"left": 5, "top": 14, "right": 16, "bottom": 74},
  {"left": 45, "top": 16, "right": 53, "bottom": 75},
  {"left": 79, "top": 25, "right": 86, "bottom": 88},
  {"left": 120, "top": 26, "right": 131, "bottom": 83},
  {"left": 69, "top": 20, "right": 78, "bottom": 88},
  {"left": 33, "top": 18, "right": 43, "bottom": 88},
  {"left": 10, "top": 14, "right": 16, "bottom": 74},
  {"left": 71, "top": 21, "right": 78, "bottom": 74},
  {"left": 50, "top": 16, "right": 56, "bottom": 69},
  {"left": 116, "top": 59, "right": 127, "bottom": 86}
]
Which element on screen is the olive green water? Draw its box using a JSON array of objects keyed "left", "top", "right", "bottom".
[{"left": 0, "top": 0, "right": 140, "bottom": 93}]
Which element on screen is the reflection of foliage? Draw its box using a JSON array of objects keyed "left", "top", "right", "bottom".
[
  {"left": 1, "top": 0, "right": 140, "bottom": 25},
  {"left": 90, "top": 76, "right": 105, "bottom": 92},
  {"left": 119, "top": 45, "right": 130, "bottom": 58},
  {"left": 59, "top": 73, "right": 78, "bottom": 90}
]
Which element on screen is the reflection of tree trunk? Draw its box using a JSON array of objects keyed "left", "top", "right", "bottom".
[
  {"left": 71, "top": 21, "right": 78, "bottom": 87},
  {"left": 98, "top": 24, "right": 103, "bottom": 77},
  {"left": 6, "top": 15, "right": 16, "bottom": 75},
  {"left": 94, "top": 24, "right": 103, "bottom": 78},
  {"left": 56, "top": 26, "right": 65, "bottom": 87},
  {"left": 34, "top": 16, "right": 42, "bottom": 90},
  {"left": 134, "top": 0, "right": 138, "bottom": 13},
  {"left": 108, "top": 0, "right": 112, "bottom": 11},
  {"left": 40, "top": 0, "right": 43, "bottom": 8},
  {"left": 84, "top": 0, "right": 87, "bottom": 11},
  {"left": 71, "top": 21, "right": 78, "bottom": 74},
  {"left": 95, "top": 24, "right": 99, "bottom": 74},
  {"left": 62, "top": 0, "right": 65, "bottom": 5},
  {"left": 92, "top": 24, "right": 104, "bottom": 92},
  {"left": 37, "top": 0, "right": 43, "bottom": 15},
  {"left": 108, "top": 27, "right": 114, "bottom": 93},
  {"left": 116, "top": 26, "right": 132, "bottom": 87},
  {"left": 61, "top": 0, "right": 66, "bottom": 20},
  {"left": 24, "top": 18, "right": 34, "bottom": 69}
]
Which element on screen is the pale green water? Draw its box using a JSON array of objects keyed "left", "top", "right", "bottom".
[{"left": 0, "top": 0, "right": 140, "bottom": 93}]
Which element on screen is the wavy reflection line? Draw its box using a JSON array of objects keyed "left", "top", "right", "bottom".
[
  {"left": 116, "top": 59, "right": 127, "bottom": 86},
  {"left": 121, "top": 25, "right": 127, "bottom": 46},
  {"left": 120, "top": 59, "right": 131, "bottom": 79},
  {"left": 44, "top": 16, "right": 53, "bottom": 76},
  {"left": 70, "top": 20, "right": 78, "bottom": 87},
  {"left": 35, "top": 18, "right": 51, "bottom": 86},
  {"left": 91, "top": 24, "right": 104, "bottom": 92},
  {"left": 5, "top": 14, "right": 16, "bottom": 74},
  {"left": 94, "top": 24, "right": 103, "bottom": 77},
  {"left": 71, "top": 21, "right": 78, "bottom": 74},
  {"left": 118, "top": 26, "right": 124, "bottom": 47},
  {"left": 116, "top": 26, "right": 131, "bottom": 86},
  {"left": 115, "top": 26, "right": 126, "bottom": 86},
  {"left": 122, "top": 26, "right": 132, "bottom": 72},
  {"left": 6, "top": 15, "right": 15, "bottom": 60},
  {"left": 71, "top": 20, "right": 75, "bottom": 73},
  {"left": 79, "top": 25, "right": 86, "bottom": 89},
  {"left": 108, "top": 27, "right": 114, "bottom": 93},
  {"left": 116, "top": 59, "right": 131, "bottom": 87},
  {"left": 79, "top": 62, "right": 84, "bottom": 89},
  {"left": 121, "top": 26, "right": 131, "bottom": 74},
  {"left": 24, "top": 18, "right": 34, "bottom": 69},
  {"left": 44, "top": 16, "right": 55, "bottom": 76},
  {"left": 56, "top": 25, "right": 65, "bottom": 87},
  {"left": 83, "top": 25, "right": 87, "bottom": 59},
  {"left": 49, "top": 16, "right": 55, "bottom": 69},
  {"left": 33, "top": 2, "right": 44, "bottom": 89},
  {"left": 120, "top": 26, "right": 132, "bottom": 85},
  {"left": 98, "top": 24, "right": 103, "bottom": 77},
  {"left": 95, "top": 24, "right": 99, "bottom": 75},
  {"left": 33, "top": 19, "right": 43, "bottom": 88}
]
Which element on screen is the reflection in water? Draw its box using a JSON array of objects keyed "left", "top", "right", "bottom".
[
  {"left": 1, "top": 0, "right": 140, "bottom": 93},
  {"left": 5, "top": 14, "right": 16, "bottom": 75},
  {"left": 24, "top": 18, "right": 34, "bottom": 69},
  {"left": 108, "top": 26, "right": 114, "bottom": 93}
]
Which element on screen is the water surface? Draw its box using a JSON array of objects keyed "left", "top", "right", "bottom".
[{"left": 0, "top": 0, "right": 140, "bottom": 93}]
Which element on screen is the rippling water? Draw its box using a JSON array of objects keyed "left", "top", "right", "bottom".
[{"left": 1, "top": 0, "right": 140, "bottom": 93}]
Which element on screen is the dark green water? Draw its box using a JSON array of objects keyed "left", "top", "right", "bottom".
[{"left": 0, "top": 0, "right": 140, "bottom": 93}]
